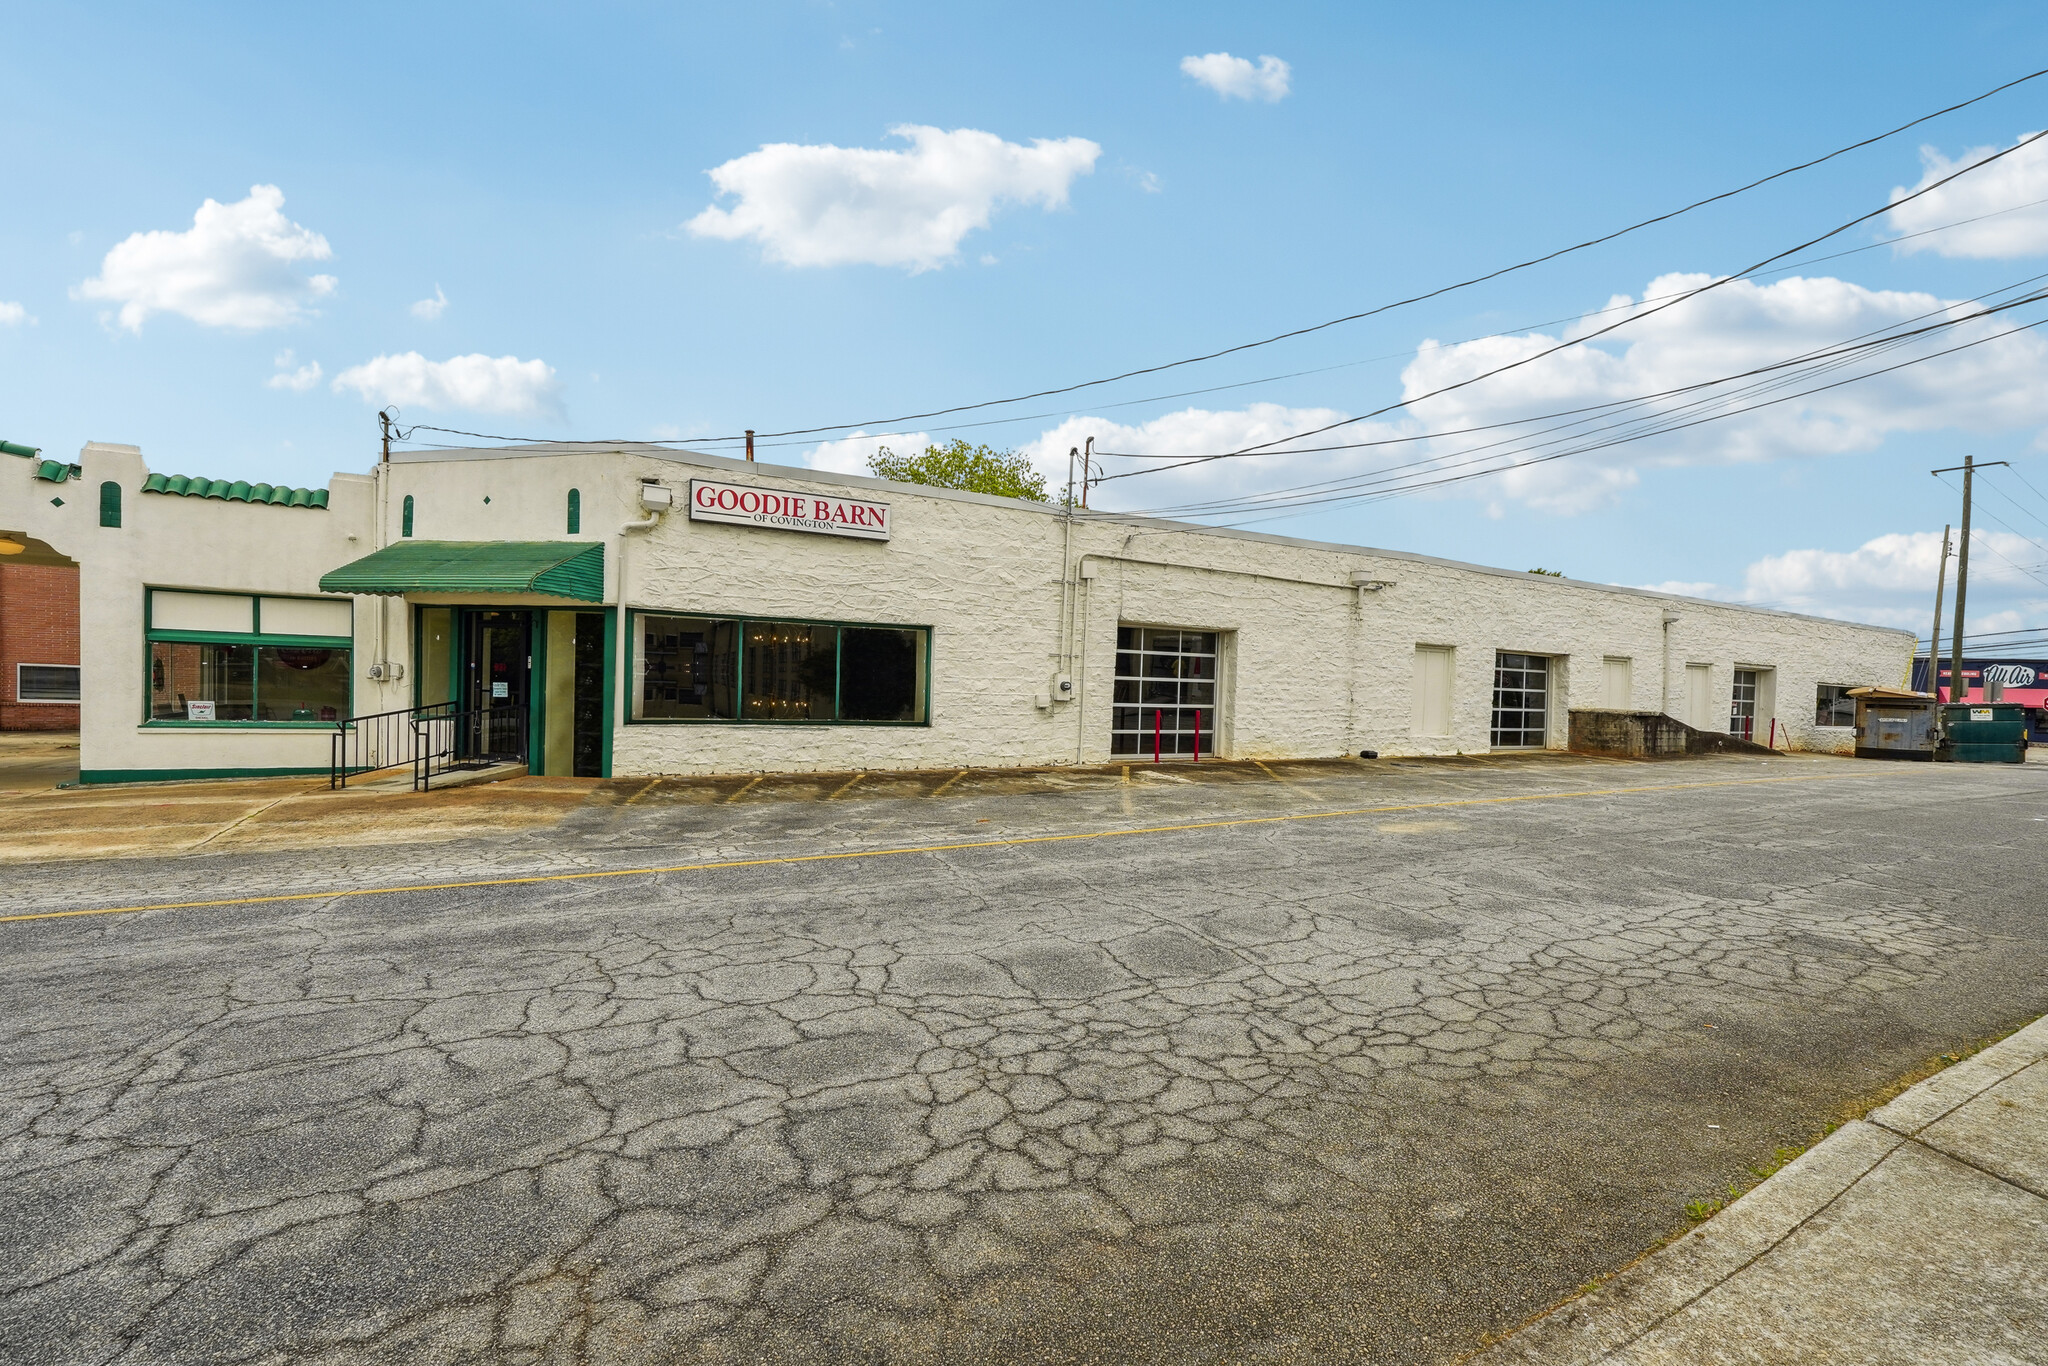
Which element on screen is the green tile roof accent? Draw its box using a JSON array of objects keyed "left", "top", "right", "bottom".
[
  {"left": 319, "top": 540, "right": 605, "bottom": 599},
  {"left": 140, "top": 473, "right": 330, "bottom": 508},
  {"left": 34, "top": 460, "right": 82, "bottom": 483},
  {"left": 2, "top": 440, "right": 41, "bottom": 459}
]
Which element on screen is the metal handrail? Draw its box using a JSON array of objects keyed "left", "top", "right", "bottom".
[
  {"left": 330, "top": 700, "right": 459, "bottom": 789},
  {"left": 410, "top": 702, "right": 529, "bottom": 792}
]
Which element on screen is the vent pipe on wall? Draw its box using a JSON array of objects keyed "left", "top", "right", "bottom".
[{"left": 745, "top": 430, "right": 755, "bottom": 461}]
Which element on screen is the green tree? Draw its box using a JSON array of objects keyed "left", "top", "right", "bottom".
[{"left": 868, "top": 439, "right": 1049, "bottom": 502}]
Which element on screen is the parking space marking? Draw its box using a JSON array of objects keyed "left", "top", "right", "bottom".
[
  {"left": 722, "top": 775, "right": 764, "bottom": 804},
  {"left": 827, "top": 773, "right": 867, "bottom": 800},
  {"left": 928, "top": 769, "right": 970, "bottom": 798},
  {"left": 0, "top": 769, "right": 1895, "bottom": 928}
]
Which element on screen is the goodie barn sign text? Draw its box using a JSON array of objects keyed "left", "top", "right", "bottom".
[{"left": 688, "top": 479, "right": 891, "bottom": 542}]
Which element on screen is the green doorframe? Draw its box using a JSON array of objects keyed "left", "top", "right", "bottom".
[
  {"left": 529, "top": 611, "right": 548, "bottom": 770},
  {"left": 601, "top": 607, "right": 616, "bottom": 778},
  {"left": 408, "top": 603, "right": 613, "bottom": 776}
]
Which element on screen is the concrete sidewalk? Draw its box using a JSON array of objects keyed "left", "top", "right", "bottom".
[{"left": 1469, "top": 1014, "right": 2048, "bottom": 1365}]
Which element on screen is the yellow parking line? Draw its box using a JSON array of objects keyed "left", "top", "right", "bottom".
[
  {"left": 827, "top": 773, "right": 867, "bottom": 800},
  {"left": 722, "top": 775, "right": 765, "bottom": 804},
  {"left": 621, "top": 777, "right": 664, "bottom": 806},
  {"left": 928, "top": 769, "right": 970, "bottom": 798},
  {"left": 0, "top": 770, "right": 1887, "bottom": 927}
]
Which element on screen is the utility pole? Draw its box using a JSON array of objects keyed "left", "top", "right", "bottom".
[
  {"left": 1926, "top": 525, "right": 1950, "bottom": 696},
  {"left": 379, "top": 408, "right": 394, "bottom": 463},
  {"left": 1932, "top": 456, "right": 2009, "bottom": 709}
]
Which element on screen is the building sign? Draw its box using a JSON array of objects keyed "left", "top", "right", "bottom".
[
  {"left": 689, "top": 479, "right": 891, "bottom": 542},
  {"left": 186, "top": 700, "right": 216, "bottom": 721}
]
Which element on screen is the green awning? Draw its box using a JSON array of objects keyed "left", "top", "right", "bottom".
[{"left": 319, "top": 540, "right": 605, "bottom": 599}]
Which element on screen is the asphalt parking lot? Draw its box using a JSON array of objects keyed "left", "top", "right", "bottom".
[{"left": 1, "top": 751, "right": 2044, "bottom": 1365}]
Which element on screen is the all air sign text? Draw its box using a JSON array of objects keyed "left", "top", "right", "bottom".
[{"left": 688, "top": 479, "right": 892, "bottom": 542}]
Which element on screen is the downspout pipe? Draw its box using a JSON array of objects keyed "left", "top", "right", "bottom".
[{"left": 615, "top": 506, "right": 665, "bottom": 753}]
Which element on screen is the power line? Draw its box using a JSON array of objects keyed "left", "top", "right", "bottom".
[
  {"left": 1110, "top": 276, "right": 2048, "bottom": 519},
  {"left": 395, "top": 68, "right": 2048, "bottom": 455},
  {"left": 1095, "top": 270, "right": 2048, "bottom": 478},
  {"left": 1143, "top": 127, "right": 2048, "bottom": 479},
  {"left": 1129, "top": 309, "right": 2048, "bottom": 525},
  {"left": 396, "top": 195, "right": 2048, "bottom": 463}
]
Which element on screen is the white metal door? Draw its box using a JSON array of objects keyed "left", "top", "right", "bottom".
[{"left": 1685, "top": 664, "right": 1712, "bottom": 728}]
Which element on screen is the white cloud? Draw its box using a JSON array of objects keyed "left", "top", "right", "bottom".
[
  {"left": 1180, "top": 52, "right": 1291, "bottom": 102},
  {"left": 1887, "top": 132, "right": 2048, "bottom": 259},
  {"left": 0, "top": 301, "right": 32, "bottom": 326},
  {"left": 410, "top": 286, "right": 448, "bottom": 320},
  {"left": 331, "top": 352, "right": 560, "bottom": 416},
  {"left": 266, "top": 349, "right": 322, "bottom": 392},
  {"left": 1396, "top": 272, "right": 2048, "bottom": 512},
  {"left": 800, "top": 431, "right": 930, "bottom": 476},
  {"left": 73, "top": 185, "right": 336, "bottom": 331},
  {"left": 1645, "top": 529, "right": 2048, "bottom": 632},
  {"left": 686, "top": 125, "right": 1101, "bottom": 271}
]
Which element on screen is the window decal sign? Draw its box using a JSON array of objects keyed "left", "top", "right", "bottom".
[
  {"left": 186, "top": 700, "right": 216, "bottom": 721},
  {"left": 689, "top": 479, "right": 891, "bottom": 542}
]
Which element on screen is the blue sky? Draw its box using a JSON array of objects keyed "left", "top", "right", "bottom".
[{"left": 6, "top": 2, "right": 2048, "bottom": 642}]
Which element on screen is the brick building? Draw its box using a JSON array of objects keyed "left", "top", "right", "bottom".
[{"left": 0, "top": 535, "right": 81, "bottom": 732}]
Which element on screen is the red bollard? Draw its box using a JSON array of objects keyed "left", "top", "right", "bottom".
[
  {"left": 1154, "top": 709, "right": 1162, "bottom": 763},
  {"left": 1194, "top": 710, "right": 1201, "bottom": 762}
]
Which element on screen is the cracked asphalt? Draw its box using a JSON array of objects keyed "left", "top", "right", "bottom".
[{"left": 2, "top": 751, "right": 2044, "bottom": 1365}]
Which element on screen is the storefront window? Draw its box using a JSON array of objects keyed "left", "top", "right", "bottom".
[
  {"left": 255, "top": 646, "right": 350, "bottom": 721},
  {"left": 744, "top": 622, "right": 835, "bottom": 719},
  {"left": 636, "top": 616, "right": 740, "bottom": 718},
  {"left": 150, "top": 641, "right": 256, "bottom": 721},
  {"left": 144, "top": 588, "right": 352, "bottom": 724},
  {"left": 632, "top": 613, "right": 927, "bottom": 723},
  {"left": 840, "top": 628, "right": 922, "bottom": 721}
]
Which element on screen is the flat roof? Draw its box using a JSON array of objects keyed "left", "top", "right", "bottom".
[{"left": 384, "top": 441, "right": 1913, "bottom": 638}]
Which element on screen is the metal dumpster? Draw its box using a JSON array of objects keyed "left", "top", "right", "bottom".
[
  {"left": 1851, "top": 689, "right": 1939, "bottom": 760},
  {"left": 1937, "top": 703, "right": 2029, "bottom": 764}
]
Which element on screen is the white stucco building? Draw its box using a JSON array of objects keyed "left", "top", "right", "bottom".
[{"left": 2, "top": 439, "right": 1914, "bottom": 784}]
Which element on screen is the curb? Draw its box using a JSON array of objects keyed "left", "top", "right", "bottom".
[{"left": 1465, "top": 1013, "right": 2048, "bottom": 1364}]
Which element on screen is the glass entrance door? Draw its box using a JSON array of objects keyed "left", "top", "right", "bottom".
[{"left": 464, "top": 610, "right": 531, "bottom": 762}]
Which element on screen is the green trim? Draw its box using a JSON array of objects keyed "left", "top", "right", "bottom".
[
  {"left": 99, "top": 480, "right": 122, "bottom": 527},
  {"left": 146, "top": 629, "right": 352, "bottom": 648},
  {"left": 80, "top": 766, "right": 329, "bottom": 785},
  {"left": 600, "top": 608, "right": 616, "bottom": 778},
  {"left": 1, "top": 440, "right": 40, "bottom": 459},
  {"left": 320, "top": 540, "right": 604, "bottom": 599},
  {"left": 35, "top": 459, "right": 81, "bottom": 483},
  {"left": 141, "top": 473, "right": 330, "bottom": 508},
  {"left": 141, "top": 720, "right": 337, "bottom": 730},
  {"left": 402, "top": 494, "right": 414, "bottom": 537},
  {"left": 566, "top": 488, "right": 580, "bottom": 535},
  {"left": 624, "top": 608, "right": 933, "bottom": 727},
  {"left": 531, "top": 610, "right": 548, "bottom": 770}
]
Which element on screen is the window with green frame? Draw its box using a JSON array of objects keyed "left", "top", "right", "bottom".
[
  {"left": 144, "top": 588, "right": 354, "bottom": 724},
  {"left": 632, "top": 612, "right": 928, "bottom": 723}
]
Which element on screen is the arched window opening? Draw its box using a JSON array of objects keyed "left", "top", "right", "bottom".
[
  {"left": 99, "top": 480, "right": 122, "bottom": 528},
  {"left": 401, "top": 494, "right": 414, "bottom": 537},
  {"left": 567, "top": 488, "right": 581, "bottom": 534}
]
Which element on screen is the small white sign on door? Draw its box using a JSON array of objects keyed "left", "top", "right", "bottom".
[
  {"left": 492, "top": 682, "right": 510, "bottom": 699},
  {"left": 186, "top": 700, "right": 216, "bottom": 721}
]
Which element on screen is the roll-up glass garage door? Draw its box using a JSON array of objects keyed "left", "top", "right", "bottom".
[
  {"left": 1113, "top": 627, "right": 1218, "bottom": 756},
  {"left": 1491, "top": 652, "right": 1549, "bottom": 749}
]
